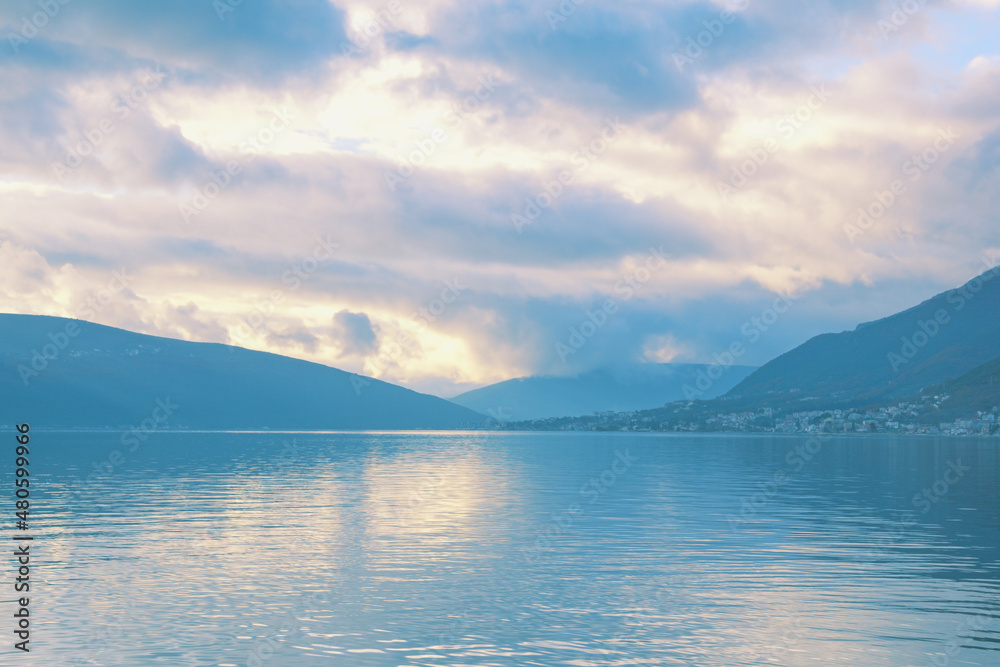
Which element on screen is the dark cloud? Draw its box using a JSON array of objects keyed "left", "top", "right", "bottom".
[
  {"left": 332, "top": 310, "right": 379, "bottom": 356},
  {"left": 0, "top": 0, "right": 347, "bottom": 83},
  {"left": 388, "top": 2, "right": 698, "bottom": 115},
  {"left": 385, "top": 1, "right": 888, "bottom": 116},
  {"left": 382, "top": 164, "right": 714, "bottom": 267},
  {"left": 950, "top": 124, "right": 1000, "bottom": 193}
]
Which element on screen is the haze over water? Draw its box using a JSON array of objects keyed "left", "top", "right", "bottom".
[{"left": 20, "top": 432, "right": 1000, "bottom": 666}]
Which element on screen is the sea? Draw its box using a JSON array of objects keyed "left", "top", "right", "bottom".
[{"left": 10, "top": 431, "right": 1000, "bottom": 666}]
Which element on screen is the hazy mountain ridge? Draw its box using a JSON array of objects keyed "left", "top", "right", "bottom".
[
  {"left": 451, "top": 363, "right": 758, "bottom": 421},
  {"left": 0, "top": 314, "right": 485, "bottom": 429}
]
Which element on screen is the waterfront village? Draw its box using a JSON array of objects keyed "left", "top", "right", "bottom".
[{"left": 506, "top": 394, "right": 1000, "bottom": 436}]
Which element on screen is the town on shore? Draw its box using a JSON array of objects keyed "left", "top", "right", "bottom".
[{"left": 497, "top": 394, "right": 1000, "bottom": 436}]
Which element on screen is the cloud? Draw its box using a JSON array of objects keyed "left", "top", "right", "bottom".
[
  {"left": 332, "top": 310, "right": 380, "bottom": 357},
  {"left": 951, "top": 124, "right": 1000, "bottom": 191},
  {"left": 0, "top": 0, "right": 348, "bottom": 83},
  {"left": 1, "top": 0, "right": 998, "bottom": 397},
  {"left": 381, "top": 0, "right": 899, "bottom": 116},
  {"left": 266, "top": 326, "right": 321, "bottom": 353}
]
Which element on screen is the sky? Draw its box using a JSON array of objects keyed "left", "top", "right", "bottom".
[{"left": 1, "top": 0, "right": 999, "bottom": 398}]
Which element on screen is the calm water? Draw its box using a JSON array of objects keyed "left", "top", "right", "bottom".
[{"left": 9, "top": 432, "right": 1000, "bottom": 666}]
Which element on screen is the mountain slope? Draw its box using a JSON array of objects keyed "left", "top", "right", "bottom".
[
  {"left": 451, "top": 363, "right": 758, "bottom": 421},
  {"left": 0, "top": 314, "right": 485, "bottom": 429},
  {"left": 915, "top": 356, "right": 1000, "bottom": 421},
  {"left": 724, "top": 266, "right": 1000, "bottom": 409}
]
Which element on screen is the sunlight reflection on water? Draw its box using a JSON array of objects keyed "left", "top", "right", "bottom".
[{"left": 21, "top": 432, "right": 1000, "bottom": 666}]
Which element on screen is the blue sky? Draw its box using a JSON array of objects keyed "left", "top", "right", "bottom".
[{"left": 1, "top": 0, "right": 998, "bottom": 396}]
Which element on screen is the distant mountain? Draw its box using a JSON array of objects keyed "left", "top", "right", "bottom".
[
  {"left": 0, "top": 314, "right": 485, "bottom": 429},
  {"left": 450, "top": 363, "right": 758, "bottom": 421},
  {"left": 724, "top": 266, "right": 1000, "bottom": 410}
]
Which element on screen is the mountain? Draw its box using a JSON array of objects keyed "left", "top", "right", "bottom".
[
  {"left": 450, "top": 363, "right": 758, "bottom": 421},
  {"left": 914, "top": 356, "right": 1000, "bottom": 422},
  {"left": 0, "top": 314, "right": 485, "bottom": 429},
  {"left": 724, "top": 266, "right": 1000, "bottom": 410}
]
